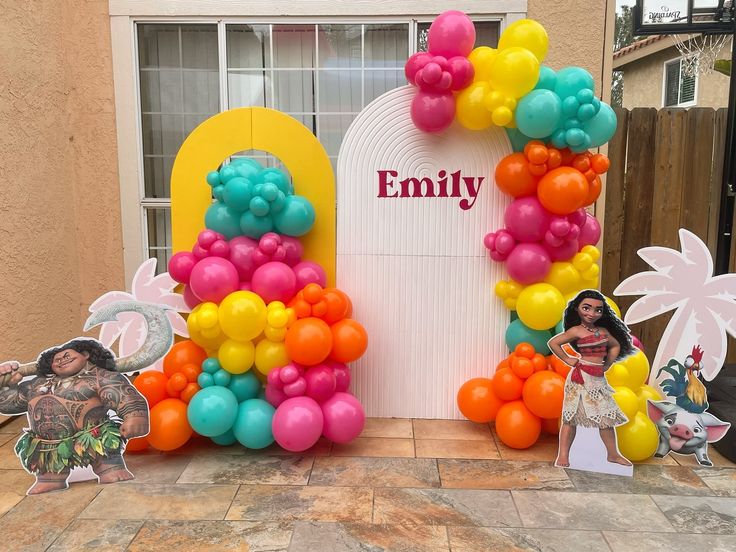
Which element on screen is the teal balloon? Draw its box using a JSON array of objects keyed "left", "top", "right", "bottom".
[
  {"left": 231, "top": 158, "right": 262, "bottom": 179},
  {"left": 504, "top": 128, "right": 534, "bottom": 152},
  {"left": 205, "top": 203, "right": 242, "bottom": 240},
  {"left": 261, "top": 183, "right": 279, "bottom": 202},
  {"left": 510, "top": 311, "right": 519, "bottom": 322},
  {"left": 257, "top": 388, "right": 267, "bottom": 400},
  {"left": 228, "top": 372, "right": 261, "bottom": 402},
  {"left": 555, "top": 320, "right": 565, "bottom": 335},
  {"left": 583, "top": 102, "right": 617, "bottom": 147},
  {"left": 206, "top": 170, "right": 221, "bottom": 187},
  {"left": 202, "top": 358, "right": 221, "bottom": 374},
  {"left": 197, "top": 372, "right": 214, "bottom": 388},
  {"left": 565, "top": 128, "right": 586, "bottom": 147},
  {"left": 562, "top": 96, "right": 580, "bottom": 117},
  {"left": 211, "top": 429, "right": 237, "bottom": 446},
  {"left": 222, "top": 177, "right": 253, "bottom": 211},
  {"left": 249, "top": 196, "right": 270, "bottom": 217},
  {"left": 554, "top": 67, "right": 595, "bottom": 100},
  {"left": 213, "top": 185, "right": 225, "bottom": 202},
  {"left": 233, "top": 399, "right": 275, "bottom": 449},
  {"left": 534, "top": 65, "right": 557, "bottom": 91},
  {"left": 213, "top": 369, "right": 232, "bottom": 387},
  {"left": 239, "top": 210, "right": 274, "bottom": 239},
  {"left": 577, "top": 103, "right": 596, "bottom": 122},
  {"left": 219, "top": 165, "right": 237, "bottom": 183},
  {"left": 258, "top": 168, "right": 292, "bottom": 195},
  {"left": 273, "top": 195, "right": 315, "bottom": 237},
  {"left": 505, "top": 319, "right": 553, "bottom": 355},
  {"left": 550, "top": 129, "right": 567, "bottom": 148},
  {"left": 516, "top": 89, "right": 562, "bottom": 139},
  {"left": 187, "top": 386, "right": 238, "bottom": 437}
]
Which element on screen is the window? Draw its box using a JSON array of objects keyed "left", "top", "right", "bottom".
[
  {"left": 136, "top": 20, "right": 500, "bottom": 270},
  {"left": 663, "top": 57, "right": 697, "bottom": 107}
]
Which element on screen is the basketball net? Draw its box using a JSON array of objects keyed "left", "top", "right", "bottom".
[{"left": 673, "top": 33, "right": 731, "bottom": 78}]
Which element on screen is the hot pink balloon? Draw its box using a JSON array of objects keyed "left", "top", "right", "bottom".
[
  {"left": 405, "top": 52, "right": 432, "bottom": 84},
  {"left": 504, "top": 197, "right": 551, "bottom": 243},
  {"left": 168, "top": 251, "right": 197, "bottom": 284},
  {"left": 229, "top": 236, "right": 259, "bottom": 281},
  {"left": 281, "top": 236, "right": 304, "bottom": 266},
  {"left": 632, "top": 335, "right": 644, "bottom": 352},
  {"left": 332, "top": 363, "right": 351, "bottom": 392},
  {"left": 209, "top": 239, "right": 231, "bottom": 258},
  {"left": 305, "top": 365, "right": 337, "bottom": 402},
  {"left": 272, "top": 396, "right": 324, "bottom": 452},
  {"left": 411, "top": 91, "right": 455, "bottom": 133},
  {"left": 293, "top": 261, "right": 327, "bottom": 290},
  {"left": 427, "top": 10, "right": 476, "bottom": 58},
  {"left": 505, "top": 243, "right": 551, "bottom": 284},
  {"left": 545, "top": 239, "right": 580, "bottom": 262},
  {"left": 189, "top": 257, "right": 239, "bottom": 304},
  {"left": 578, "top": 214, "right": 602, "bottom": 247},
  {"left": 197, "top": 229, "right": 221, "bottom": 249},
  {"left": 182, "top": 285, "right": 201, "bottom": 310},
  {"left": 251, "top": 261, "right": 297, "bottom": 303},
  {"left": 568, "top": 209, "right": 587, "bottom": 228},
  {"left": 447, "top": 56, "right": 474, "bottom": 90},
  {"left": 265, "top": 384, "right": 288, "bottom": 408},
  {"left": 321, "top": 392, "right": 365, "bottom": 443}
]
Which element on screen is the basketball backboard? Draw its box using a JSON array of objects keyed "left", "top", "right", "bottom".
[{"left": 634, "top": 0, "right": 735, "bottom": 35}]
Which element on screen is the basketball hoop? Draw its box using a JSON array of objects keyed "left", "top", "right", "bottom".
[{"left": 673, "top": 33, "right": 731, "bottom": 77}]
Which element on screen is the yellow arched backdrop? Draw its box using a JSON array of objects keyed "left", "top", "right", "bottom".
[{"left": 170, "top": 107, "right": 336, "bottom": 285}]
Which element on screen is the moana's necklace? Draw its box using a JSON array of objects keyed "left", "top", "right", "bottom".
[{"left": 581, "top": 323, "right": 601, "bottom": 338}]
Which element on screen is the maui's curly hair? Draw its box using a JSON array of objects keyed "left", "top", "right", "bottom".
[
  {"left": 36, "top": 339, "right": 117, "bottom": 376},
  {"left": 563, "top": 289, "right": 635, "bottom": 362}
]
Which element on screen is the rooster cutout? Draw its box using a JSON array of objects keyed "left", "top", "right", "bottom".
[{"left": 657, "top": 345, "right": 709, "bottom": 414}]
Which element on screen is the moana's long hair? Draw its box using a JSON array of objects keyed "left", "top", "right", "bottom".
[
  {"left": 563, "top": 289, "right": 635, "bottom": 362},
  {"left": 36, "top": 339, "right": 116, "bottom": 376}
]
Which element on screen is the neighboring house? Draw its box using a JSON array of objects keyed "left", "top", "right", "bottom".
[{"left": 614, "top": 34, "right": 732, "bottom": 108}]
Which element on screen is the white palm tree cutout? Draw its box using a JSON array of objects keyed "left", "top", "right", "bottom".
[
  {"left": 88, "top": 258, "right": 190, "bottom": 372},
  {"left": 614, "top": 228, "right": 736, "bottom": 383}
]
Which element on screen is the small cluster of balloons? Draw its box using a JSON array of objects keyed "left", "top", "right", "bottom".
[
  {"left": 204, "top": 158, "right": 315, "bottom": 240},
  {"left": 457, "top": 343, "right": 566, "bottom": 449}
]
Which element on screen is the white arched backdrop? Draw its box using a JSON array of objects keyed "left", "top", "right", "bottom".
[{"left": 336, "top": 86, "right": 512, "bottom": 419}]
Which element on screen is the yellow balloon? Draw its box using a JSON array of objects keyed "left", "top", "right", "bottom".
[
  {"left": 579, "top": 276, "right": 599, "bottom": 290},
  {"left": 516, "top": 283, "right": 565, "bottom": 330},
  {"left": 218, "top": 291, "right": 267, "bottom": 342},
  {"left": 498, "top": 19, "right": 549, "bottom": 62},
  {"left": 487, "top": 47, "right": 540, "bottom": 97},
  {"left": 468, "top": 46, "right": 498, "bottom": 82},
  {"left": 623, "top": 350, "right": 650, "bottom": 388},
  {"left": 218, "top": 338, "right": 255, "bottom": 374},
  {"left": 264, "top": 326, "right": 287, "bottom": 342},
  {"left": 636, "top": 384, "right": 663, "bottom": 413},
  {"left": 581, "top": 245, "right": 601, "bottom": 261},
  {"left": 456, "top": 81, "right": 494, "bottom": 130},
  {"left": 605, "top": 363, "right": 631, "bottom": 388},
  {"left": 604, "top": 296, "right": 622, "bottom": 318},
  {"left": 544, "top": 262, "right": 581, "bottom": 295},
  {"left": 491, "top": 106, "right": 513, "bottom": 126},
  {"left": 197, "top": 302, "right": 220, "bottom": 329},
  {"left": 612, "top": 386, "right": 639, "bottom": 421},
  {"left": 187, "top": 305, "right": 226, "bottom": 350},
  {"left": 254, "top": 339, "right": 290, "bottom": 375},
  {"left": 615, "top": 412, "right": 659, "bottom": 462}
]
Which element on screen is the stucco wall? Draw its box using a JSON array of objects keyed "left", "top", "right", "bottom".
[{"left": 0, "top": 0, "right": 124, "bottom": 362}]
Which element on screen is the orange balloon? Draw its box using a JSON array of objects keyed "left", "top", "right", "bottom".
[
  {"left": 457, "top": 378, "right": 506, "bottom": 422},
  {"left": 584, "top": 175, "right": 602, "bottom": 206},
  {"left": 495, "top": 152, "right": 539, "bottom": 198},
  {"left": 492, "top": 367, "right": 524, "bottom": 401},
  {"left": 524, "top": 142, "right": 548, "bottom": 165},
  {"left": 125, "top": 436, "right": 149, "bottom": 453},
  {"left": 496, "top": 358, "right": 510, "bottom": 371},
  {"left": 537, "top": 167, "right": 590, "bottom": 215},
  {"left": 531, "top": 353, "right": 548, "bottom": 372},
  {"left": 289, "top": 296, "right": 312, "bottom": 319},
  {"left": 285, "top": 317, "right": 333, "bottom": 366},
  {"left": 510, "top": 357, "right": 534, "bottom": 379},
  {"left": 541, "top": 417, "right": 561, "bottom": 434},
  {"left": 321, "top": 288, "right": 352, "bottom": 324},
  {"left": 180, "top": 363, "right": 201, "bottom": 383},
  {"left": 147, "top": 398, "right": 193, "bottom": 451},
  {"left": 303, "top": 283, "right": 324, "bottom": 304},
  {"left": 180, "top": 382, "right": 200, "bottom": 404},
  {"left": 495, "top": 400, "right": 542, "bottom": 449},
  {"left": 522, "top": 371, "right": 566, "bottom": 419},
  {"left": 163, "top": 340, "right": 207, "bottom": 378},
  {"left": 548, "top": 355, "right": 572, "bottom": 378},
  {"left": 591, "top": 153, "right": 610, "bottom": 174},
  {"left": 330, "top": 319, "right": 368, "bottom": 363},
  {"left": 514, "top": 343, "right": 535, "bottom": 359},
  {"left": 133, "top": 371, "right": 168, "bottom": 408}
]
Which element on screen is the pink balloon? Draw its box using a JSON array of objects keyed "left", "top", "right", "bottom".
[
  {"left": 182, "top": 285, "right": 201, "bottom": 310},
  {"left": 331, "top": 363, "right": 351, "bottom": 392},
  {"left": 321, "top": 392, "right": 365, "bottom": 444},
  {"left": 504, "top": 197, "right": 551, "bottom": 243},
  {"left": 632, "top": 335, "right": 644, "bottom": 352},
  {"left": 305, "top": 365, "right": 337, "bottom": 402},
  {"left": 293, "top": 261, "right": 327, "bottom": 290},
  {"left": 239, "top": 281, "right": 252, "bottom": 291},
  {"left": 251, "top": 261, "right": 297, "bottom": 303},
  {"left": 447, "top": 56, "right": 474, "bottom": 90},
  {"left": 267, "top": 367, "right": 283, "bottom": 388},
  {"left": 405, "top": 52, "right": 432, "bottom": 84},
  {"left": 568, "top": 209, "right": 587, "bottom": 228},
  {"left": 229, "top": 236, "right": 259, "bottom": 281},
  {"left": 281, "top": 236, "right": 303, "bottom": 266},
  {"left": 283, "top": 377, "right": 307, "bottom": 397},
  {"left": 279, "top": 364, "right": 300, "bottom": 384},
  {"left": 411, "top": 91, "right": 455, "bottom": 133},
  {"left": 427, "top": 10, "right": 476, "bottom": 58},
  {"left": 168, "top": 252, "right": 197, "bottom": 284},
  {"left": 272, "top": 397, "right": 324, "bottom": 452},
  {"left": 197, "top": 229, "right": 221, "bottom": 249},
  {"left": 544, "top": 239, "right": 580, "bottom": 262},
  {"left": 192, "top": 244, "right": 209, "bottom": 260},
  {"left": 265, "top": 384, "right": 288, "bottom": 408},
  {"left": 209, "top": 239, "right": 231, "bottom": 258},
  {"left": 189, "top": 257, "right": 239, "bottom": 304},
  {"left": 578, "top": 214, "right": 602, "bottom": 247},
  {"left": 505, "top": 243, "right": 551, "bottom": 284}
]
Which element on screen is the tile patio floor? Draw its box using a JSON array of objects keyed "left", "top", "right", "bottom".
[{"left": 1, "top": 414, "right": 735, "bottom": 551}]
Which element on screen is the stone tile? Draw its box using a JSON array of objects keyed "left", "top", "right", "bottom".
[
  {"left": 0, "top": 469, "right": 34, "bottom": 516},
  {"left": 671, "top": 447, "right": 736, "bottom": 468},
  {"left": 0, "top": 415, "right": 27, "bottom": 434},
  {"left": 288, "top": 521, "right": 450, "bottom": 552},
  {"left": 129, "top": 520, "right": 293, "bottom": 552},
  {"left": 0, "top": 481, "right": 101, "bottom": 551},
  {"left": 226, "top": 485, "right": 372, "bottom": 522},
  {"left": 309, "top": 456, "right": 440, "bottom": 488},
  {"left": 78, "top": 483, "right": 238, "bottom": 520},
  {"left": 177, "top": 454, "right": 314, "bottom": 485},
  {"left": 249, "top": 438, "right": 332, "bottom": 457},
  {"left": 438, "top": 459, "right": 573, "bottom": 490},
  {"left": 415, "top": 439, "right": 500, "bottom": 460},
  {"left": 693, "top": 467, "right": 736, "bottom": 497},
  {"left": 651, "top": 495, "right": 736, "bottom": 534},
  {"left": 122, "top": 453, "right": 193, "bottom": 484},
  {"left": 361, "top": 417, "right": 414, "bottom": 439},
  {"left": 373, "top": 488, "right": 520, "bottom": 527},
  {"left": 635, "top": 454, "right": 678, "bottom": 466},
  {"left": 567, "top": 465, "right": 713, "bottom": 496},
  {"left": 0, "top": 440, "right": 24, "bottom": 470},
  {"left": 512, "top": 490, "right": 675, "bottom": 531},
  {"left": 413, "top": 419, "right": 492, "bottom": 441},
  {"left": 448, "top": 526, "right": 611, "bottom": 552},
  {"left": 493, "top": 430, "right": 560, "bottom": 462},
  {"left": 47, "top": 519, "right": 144, "bottom": 551},
  {"left": 330, "top": 437, "right": 415, "bottom": 457},
  {"left": 604, "top": 531, "right": 736, "bottom": 552}
]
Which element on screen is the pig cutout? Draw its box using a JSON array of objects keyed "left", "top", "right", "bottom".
[{"left": 647, "top": 400, "right": 730, "bottom": 466}]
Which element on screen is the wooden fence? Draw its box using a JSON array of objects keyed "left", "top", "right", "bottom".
[{"left": 600, "top": 107, "right": 730, "bottom": 359}]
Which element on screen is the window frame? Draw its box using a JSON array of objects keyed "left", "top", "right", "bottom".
[{"left": 661, "top": 55, "right": 698, "bottom": 108}]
